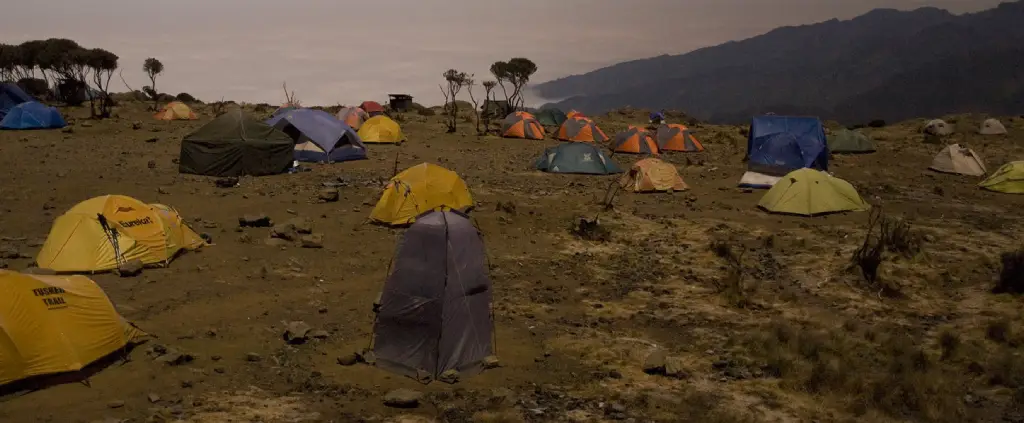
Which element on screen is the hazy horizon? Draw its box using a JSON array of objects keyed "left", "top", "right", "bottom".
[{"left": 1, "top": 0, "right": 1004, "bottom": 107}]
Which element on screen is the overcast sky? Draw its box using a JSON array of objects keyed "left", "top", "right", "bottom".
[{"left": 0, "top": 0, "right": 1003, "bottom": 106}]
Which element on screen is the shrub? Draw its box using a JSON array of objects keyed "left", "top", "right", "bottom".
[
  {"left": 175, "top": 92, "right": 198, "bottom": 103},
  {"left": 993, "top": 249, "right": 1024, "bottom": 294}
]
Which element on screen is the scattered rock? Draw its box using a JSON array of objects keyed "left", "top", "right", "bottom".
[
  {"left": 337, "top": 352, "right": 360, "bottom": 366},
  {"left": 116, "top": 259, "right": 144, "bottom": 277},
  {"left": 157, "top": 186, "right": 170, "bottom": 194},
  {"left": 482, "top": 355, "right": 500, "bottom": 369},
  {"left": 154, "top": 349, "right": 195, "bottom": 366},
  {"left": 147, "top": 393, "right": 161, "bottom": 403},
  {"left": 131, "top": 121, "right": 142, "bottom": 130},
  {"left": 238, "top": 214, "right": 272, "bottom": 227},
  {"left": 282, "top": 321, "right": 313, "bottom": 344},
  {"left": 147, "top": 160, "right": 157, "bottom": 169},
  {"left": 438, "top": 369, "right": 460, "bottom": 384},
  {"left": 61, "top": 126, "right": 74, "bottom": 134},
  {"left": 214, "top": 177, "right": 239, "bottom": 188},
  {"left": 145, "top": 137, "right": 159, "bottom": 143},
  {"left": 642, "top": 348, "right": 667, "bottom": 374},
  {"left": 286, "top": 217, "right": 314, "bottom": 234},
  {"left": 383, "top": 389, "right": 423, "bottom": 408},
  {"left": 665, "top": 357, "right": 688, "bottom": 379},
  {"left": 107, "top": 400, "right": 125, "bottom": 409},
  {"left": 300, "top": 233, "right": 324, "bottom": 248},
  {"left": 213, "top": 366, "right": 225, "bottom": 374},
  {"left": 265, "top": 237, "right": 289, "bottom": 247},
  {"left": 318, "top": 188, "right": 339, "bottom": 202},
  {"left": 0, "top": 245, "right": 21, "bottom": 259},
  {"left": 359, "top": 350, "right": 377, "bottom": 365},
  {"left": 80, "top": 121, "right": 93, "bottom": 128},
  {"left": 607, "top": 369, "right": 623, "bottom": 379},
  {"left": 270, "top": 223, "right": 297, "bottom": 241},
  {"left": 245, "top": 352, "right": 262, "bottom": 362},
  {"left": 309, "top": 329, "right": 329, "bottom": 339}
]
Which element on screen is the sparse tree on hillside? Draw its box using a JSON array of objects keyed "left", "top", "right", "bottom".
[
  {"left": 0, "top": 44, "right": 20, "bottom": 82},
  {"left": 37, "top": 38, "right": 81, "bottom": 89},
  {"left": 465, "top": 76, "right": 483, "bottom": 135},
  {"left": 439, "top": 69, "right": 470, "bottom": 133},
  {"left": 482, "top": 80, "right": 497, "bottom": 130},
  {"left": 87, "top": 48, "right": 118, "bottom": 118},
  {"left": 143, "top": 58, "right": 164, "bottom": 110},
  {"left": 490, "top": 58, "right": 537, "bottom": 112}
]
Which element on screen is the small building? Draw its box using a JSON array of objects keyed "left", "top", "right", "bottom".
[{"left": 388, "top": 94, "right": 413, "bottom": 112}]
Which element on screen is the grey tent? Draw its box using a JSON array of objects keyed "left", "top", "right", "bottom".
[
  {"left": 371, "top": 210, "right": 494, "bottom": 383},
  {"left": 979, "top": 118, "right": 1008, "bottom": 135},
  {"left": 828, "top": 129, "right": 876, "bottom": 153},
  {"left": 178, "top": 109, "right": 295, "bottom": 176},
  {"left": 534, "top": 142, "right": 622, "bottom": 175}
]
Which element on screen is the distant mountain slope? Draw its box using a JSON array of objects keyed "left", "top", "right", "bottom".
[{"left": 534, "top": 1, "right": 1024, "bottom": 124}]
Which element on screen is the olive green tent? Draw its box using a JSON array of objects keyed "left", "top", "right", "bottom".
[
  {"left": 534, "top": 143, "right": 622, "bottom": 175},
  {"left": 536, "top": 108, "right": 568, "bottom": 127},
  {"left": 979, "top": 161, "right": 1024, "bottom": 194},
  {"left": 179, "top": 109, "right": 295, "bottom": 177},
  {"left": 828, "top": 129, "right": 875, "bottom": 153},
  {"left": 758, "top": 168, "right": 869, "bottom": 216}
]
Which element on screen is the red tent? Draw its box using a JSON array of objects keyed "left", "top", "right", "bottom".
[{"left": 360, "top": 101, "right": 384, "bottom": 115}]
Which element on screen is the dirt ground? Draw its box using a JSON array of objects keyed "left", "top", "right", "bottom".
[{"left": 1, "top": 101, "right": 1023, "bottom": 423}]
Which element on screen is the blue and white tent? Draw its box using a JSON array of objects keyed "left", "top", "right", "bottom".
[
  {"left": 265, "top": 108, "right": 366, "bottom": 163},
  {"left": 0, "top": 101, "right": 66, "bottom": 130}
]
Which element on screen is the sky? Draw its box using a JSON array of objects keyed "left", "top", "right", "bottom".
[{"left": 0, "top": 0, "right": 1004, "bottom": 107}]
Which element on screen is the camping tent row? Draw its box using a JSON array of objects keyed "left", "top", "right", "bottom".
[
  {"left": 500, "top": 111, "right": 705, "bottom": 154},
  {"left": 179, "top": 108, "right": 406, "bottom": 177},
  {"left": 924, "top": 118, "right": 1009, "bottom": 136}
]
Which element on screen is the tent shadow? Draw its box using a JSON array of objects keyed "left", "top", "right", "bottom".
[{"left": 0, "top": 342, "right": 145, "bottom": 400}]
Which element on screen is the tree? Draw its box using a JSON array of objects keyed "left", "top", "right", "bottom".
[
  {"left": 87, "top": 48, "right": 118, "bottom": 118},
  {"left": 0, "top": 44, "right": 18, "bottom": 82},
  {"left": 469, "top": 80, "right": 497, "bottom": 135},
  {"left": 37, "top": 38, "right": 81, "bottom": 89},
  {"left": 143, "top": 58, "right": 164, "bottom": 111},
  {"left": 465, "top": 77, "right": 483, "bottom": 135},
  {"left": 490, "top": 58, "right": 537, "bottom": 112},
  {"left": 439, "top": 69, "right": 470, "bottom": 133}
]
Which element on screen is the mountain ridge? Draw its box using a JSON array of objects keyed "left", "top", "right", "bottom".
[{"left": 534, "top": 1, "right": 1024, "bottom": 124}]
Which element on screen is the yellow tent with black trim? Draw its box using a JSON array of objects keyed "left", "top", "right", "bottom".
[
  {"left": 358, "top": 115, "right": 406, "bottom": 144},
  {"left": 0, "top": 270, "right": 146, "bottom": 386},
  {"left": 979, "top": 161, "right": 1024, "bottom": 194},
  {"left": 370, "top": 163, "right": 472, "bottom": 225},
  {"left": 153, "top": 101, "right": 197, "bottom": 120},
  {"left": 36, "top": 195, "right": 206, "bottom": 272},
  {"left": 758, "top": 168, "right": 869, "bottom": 216}
]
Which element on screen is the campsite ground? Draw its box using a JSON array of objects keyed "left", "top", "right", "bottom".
[{"left": 1, "top": 102, "right": 1023, "bottom": 423}]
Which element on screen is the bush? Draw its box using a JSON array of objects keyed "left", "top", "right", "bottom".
[
  {"left": 175, "top": 92, "right": 198, "bottom": 103},
  {"left": 570, "top": 217, "right": 610, "bottom": 242},
  {"left": 993, "top": 249, "right": 1024, "bottom": 294}
]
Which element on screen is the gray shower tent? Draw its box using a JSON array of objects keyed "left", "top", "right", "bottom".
[{"left": 371, "top": 210, "right": 494, "bottom": 382}]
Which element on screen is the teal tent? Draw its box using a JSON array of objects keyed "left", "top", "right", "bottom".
[
  {"left": 534, "top": 143, "right": 622, "bottom": 175},
  {"left": 536, "top": 108, "right": 568, "bottom": 127}
]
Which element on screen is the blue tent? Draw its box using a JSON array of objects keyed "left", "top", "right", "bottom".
[
  {"left": 0, "top": 84, "right": 34, "bottom": 119},
  {"left": 746, "top": 115, "right": 828, "bottom": 175},
  {"left": 265, "top": 108, "right": 366, "bottom": 163},
  {"left": 0, "top": 101, "right": 66, "bottom": 130}
]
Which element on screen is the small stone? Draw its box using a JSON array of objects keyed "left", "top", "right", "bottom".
[
  {"left": 117, "top": 259, "right": 144, "bottom": 277},
  {"left": 61, "top": 126, "right": 74, "bottom": 134},
  {"left": 482, "top": 355, "right": 500, "bottom": 369},
  {"left": 383, "top": 388, "right": 423, "bottom": 408},
  {"left": 80, "top": 121, "right": 93, "bottom": 128},
  {"left": 318, "top": 188, "right": 339, "bottom": 202},
  {"left": 438, "top": 369, "right": 460, "bottom": 384},
  {"left": 608, "top": 369, "right": 623, "bottom": 379},
  {"left": 145, "top": 137, "right": 159, "bottom": 143},
  {"left": 336, "top": 353, "right": 360, "bottom": 366},
  {"left": 154, "top": 350, "right": 194, "bottom": 366},
  {"left": 214, "top": 177, "right": 238, "bottom": 188},
  {"left": 300, "top": 233, "right": 323, "bottom": 248},
  {"left": 180, "top": 380, "right": 193, "bottom": 388},
  {"left": 147, "top": 393, "right": 161, "bottom": 403},
  {"left": 265, "top": 237, "right": 289, "bottom": 247},
  {"left": 270, "top": 223, "right": 297, "bottom": 241},
  {"left": 148, "top": 160, "right": 157, "bottom": 169},
  {"left": 157, "top": 186, "right": 169, "bottom": 194},
  {"left": 317, "top": 306, "right": 329, "bottom": 314},
  {"left": 0, "top": 245, "right": 20, "bottom": 259},
  {"left": 310, "top": 329, "right": 329, "bottom": 339},
  {"left": 643, "top": 349, "right": 667, "bottom": 374},
  {"left": 205, "top": 328, "right": 217, "bottom": 337},
  {"left": 245, "top": 352, "right": 262, "bottom": 362},
  {"left": 107, "top": 400, "right": 125, "bottom": 409},
  {"left": 282, "top": 321, "right": 312, "bottom": 344},
  {"left": 359, "top": 351, "right": 377, "bottom": 365},
  {"left": 237, "top": 233, "right": 252, "bottom": 243},
  {"left": 238, "top": 214, "right": 272, "bottom": 227},
  {"left": 286, "top": 217, "right": 314, "bottom": 234},
  {"left": 211, "top": 355, "right": 222, "bottom": 361},
  {"left": 213, "top": 366, "right": 225, "bottom": 374},
  {"left": 665, "top": 357, "right": 688, "bottom": 379}
]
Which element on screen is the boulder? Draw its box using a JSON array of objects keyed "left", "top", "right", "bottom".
[
  {"left": 117, "top": 259, "right": 144, "bottom": 277},
  {"left": 270, "top": 223, "right": 297, "bottom": 241},
  {"left": 383, "top": 388, "right": 423, "bottom": 408},
  {"left": 318, "top": 188, "right": 339, "bottom": 203},
  {"left": 282, "top": 321, "right": 312, "bottom": 344},
  {"left": 300, "top": 233, "right": 324, "bottom": 249},
  {"left": 238, "top": 214, "right": 272, "bottom": 227},
  {"left": 642, "top": 348, "right": 667, "bottom": 374},
  {"left": 285, "top": 217, "right": 313, "bottom": 234}
]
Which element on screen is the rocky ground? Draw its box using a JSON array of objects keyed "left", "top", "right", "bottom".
[{"left": 0, "top": 101, "right": 1022, "bottom": 423}]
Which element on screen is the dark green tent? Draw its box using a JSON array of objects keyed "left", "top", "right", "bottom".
[
  {"left": 829, "top": 129, "right": 876, "bottom": 154},
  {"left": 179, "top": 109, "right": 295, "bottom": 176},
  {"left": 534, "top": 142, "right": 622, "bottom": 175},
  {"left": 536, "top": 108, "right": 568, "bottom": 127}
]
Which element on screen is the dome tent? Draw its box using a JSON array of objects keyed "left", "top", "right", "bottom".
[
  {"left": 337, "top": 107, "right": 369, "bottom": 130},
  {"left": 758, "top": 168, "right": 869, "bottom": 216},
  {"left": 153, "top": 101, "right": 197, "bottom": 120},
  {"left": 555, "top": 117, "right": 608, "bottom": 143},
  {"left": 0, "top": 270, "right": 147, "bottom": 387},
  {"left": 979, "top": 118, "right": 1007, "bottom": 135},
  {"left": 536, "top": 108, "right": 568, "bottom": 127},
  {"left": 265, "top": 108, "right": 366, "bottom": 163},
  {"left": 359, "top": 115, "right": 406, "bottom": 144},
  {"left": 978, "top": 161, "right": 1024, "bottom": 194},
  {"left": 619, "top": 158, "right": 687, "bottom": 192},
  {"left": 534, "top": 142, "right": 622, "bottom": 175},
  {"left": 611, "top": 126, "right": 659, "bottom": 154},
  {"left": 370, "top": 210, "right": 494, "bottom": 383},
  {"left": 929, "top": 144, "right": 986, "bottom": 176},
  {"left": 370, "top": 163, "right": 473, "bottom": 226},
  {"left": 179, "top": 109, "right": 294, "bottom": 176},
  {"left": 37, "top": 195, "right": 206, "bottom": 273},
  {"left": 655, "top": 124, "right": 704, "bottom": 152},
  {"left": 501, "top": 111, "right": 545, "bottom": 140},
  {"left": 923, "top": 119, "right": 953, "bottom": 136},
  {"left": 0, "top": 101, "right": 66, "bottom": 130},
  {"left": 828, "top": 129, "right": 875, "bottom": 154}
]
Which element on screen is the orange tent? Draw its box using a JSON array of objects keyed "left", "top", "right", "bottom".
[
  {"left": 655, "top": 124, "right": 704, "bottom": 152},
  {"left": 556, "top": 117, "right": 608, "bottom": 143},
  {"left": 611, "top": 126, "right": 659, "bottom": 154},
  {"left": 337, "top": 107, "right": 369, "bottom": 129},
  {"left": 619, "top": 158, "right": 688, "bottom": 192},
  {"left": 153, "top": 101, "right": 197, "bottom": 121},
  {"left": 566, "top": 110, "right": 585, "bottom": 119},
  {"left": 502, "top": 112, "right": 545, "bottom": 140}
]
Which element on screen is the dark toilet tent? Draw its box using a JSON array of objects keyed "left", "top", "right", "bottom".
[
  {"left": 371, "top": 210, "right": 494, "bottom": 382},
  {"left": 178, "top": 109, "right": 295, "bottom": 176},
  {"left": 747, "top": 115, "right": 829, "bottom": 176}
]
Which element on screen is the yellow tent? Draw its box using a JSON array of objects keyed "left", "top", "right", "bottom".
[
  {"left": 979, "top": 161, "right": 1024, "bottom": 194},
  {"left": 758, "top": 168, "right": 869, "bottom": 216},
  {"left": 0, "top": 270, "right": 146, "bottom": 386},
  {"left": 370, "top": 163, "right": 473, "bottom": 225},
  {"left": 358, "top": 115, "right": 406, "bottom": 143},
  {"left": 153, "top": 101, "right": 197, "bottom": 120},
  {"left": 37, "top": 195, "right": 206, "bottom": 272}
]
